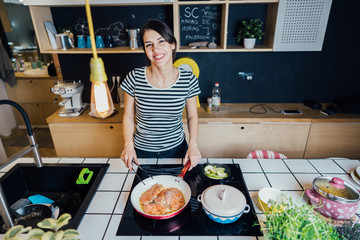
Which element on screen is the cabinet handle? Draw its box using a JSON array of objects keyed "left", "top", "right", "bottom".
[
  {"left": 109, "top": 126, "right": 114, "bottom": 129},
  {"left": 30, "top": 80, "right": 33, "bottom": 83},
  {"left": 241, "top": 126, "right": 245, "bottom": 130}
]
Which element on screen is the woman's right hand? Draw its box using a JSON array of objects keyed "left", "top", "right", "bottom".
[{"left": 121, "top": 144, "right": 138, "bottom": 171}]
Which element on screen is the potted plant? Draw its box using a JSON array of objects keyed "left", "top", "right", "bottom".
[
  {"left": 237, "top": 18, "right": 264, "bottom": 49},
  {"left": 261, "top": 194, "right": 342, "bottom": 240},
  {"left": 3, "top": 213, "right": 80, "bottom": 240}
]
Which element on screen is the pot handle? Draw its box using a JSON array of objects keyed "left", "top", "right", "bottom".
[
  {"left": 243, "top": 204, "right": 250, "bottom": 214},
  {"left": 197, "top": 194, "right": 202, "bottom": 203},
  {"left": 178, "top": 160, "right": 191, "bottom": 179},
  {"left": 305, "top": 189, "right": 319, "bottom": 204},
  {"left": 329, "top": 177, "right": 345, "bottom": 189}
]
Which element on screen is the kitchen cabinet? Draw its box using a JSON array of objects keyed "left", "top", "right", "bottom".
[
  {"left": 46, "top": 103, "right": 360, "bottom": 158},
  {"left": 46, "top": 106, "right": 124, "bottom": 157},
  {"left": 25, "top": 0, "right": 279, "bottom": 54},
  {"left": 186, "top": 122, "right": 310, "bottom": 158},
  {"left": 5, "top": 73, "right": 59, "bottom": 126},
  {"left": 304, "top": 123, "right": 360, "bottom": 159}
]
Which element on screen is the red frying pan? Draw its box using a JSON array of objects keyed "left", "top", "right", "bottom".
[{"left": 130, "top": 161, "right": 191, "bottom": 220}]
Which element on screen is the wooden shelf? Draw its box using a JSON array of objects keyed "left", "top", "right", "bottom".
[
  {"left": 41, "top": 46, "right": 144, "bottom": 54},
  {"left": 28, "top": 0, "right": 279, "bottom": 54}
]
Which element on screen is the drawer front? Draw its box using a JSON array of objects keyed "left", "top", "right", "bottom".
[
  {"left": 49, "top": 123, "right": 124, "bottom": 157},
  {"left": 13, "top": 103, "right": 58, "bottom": 125},
  {"left": 185, "top": 123, "right": 310, "bottom": 158},
  {"left": 304, "top": 123, "right": 360, "bottom": 158},
  {"left": 6, "top": 79, "right": 57, "bottom": 103}
]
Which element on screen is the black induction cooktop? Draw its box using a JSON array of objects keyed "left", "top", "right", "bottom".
[{"left": 117, "top": 163, "right": 262, "bottom": 236}]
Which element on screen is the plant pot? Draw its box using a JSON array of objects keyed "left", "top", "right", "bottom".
[
  {"left": 305, "top": 176, "right": 360, "bottom": 220},
  {"left": 243, "top": 38, "right": 256, "bottom": 49}
]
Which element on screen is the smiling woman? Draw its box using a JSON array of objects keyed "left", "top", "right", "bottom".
[{"left": 120, "top": 19, "right": 202, "bottom": 171}]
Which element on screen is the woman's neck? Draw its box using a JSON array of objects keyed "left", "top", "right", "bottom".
[{"left": 147, "top": 64, "right": 178, "bottom": 88}]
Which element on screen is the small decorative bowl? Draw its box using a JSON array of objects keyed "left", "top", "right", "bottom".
[{"left": 202, "top": 163, "right": 231, "bottom": 180}]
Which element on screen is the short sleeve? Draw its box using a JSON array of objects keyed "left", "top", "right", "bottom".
[
  {"left": 187, "top": 73, "right": 201, "bottom": 99},
  {"left": 121, "top": 70, "right": 136, "bottom": 97}
]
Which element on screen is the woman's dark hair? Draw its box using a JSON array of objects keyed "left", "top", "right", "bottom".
[{"left": 139, "top": 19, "right": 177, "bottom": 60}]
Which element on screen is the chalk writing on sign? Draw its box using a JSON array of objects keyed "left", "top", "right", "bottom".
[{"left": 180, "top": 5, "right": 221, "bottom": 45}]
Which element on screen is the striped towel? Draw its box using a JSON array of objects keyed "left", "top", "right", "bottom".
[{"left": 247, "top": 150, "right": 288, "bottom": 159}]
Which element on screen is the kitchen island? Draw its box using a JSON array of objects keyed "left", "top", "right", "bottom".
[{"left": 1, "top": 157, "right": 360, "bottom": 240}]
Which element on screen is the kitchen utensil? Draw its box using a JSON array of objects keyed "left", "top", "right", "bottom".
[
  {"left": 76, "top": 168, "right": 94, "bottom": 184},
  {"left": 258, "top": 187, "right": 283, "bottom": 213},
  {"left": 126, "top": 29, "right": 140, "bottom": 49},
  {"left": 197, "top": 184, "right": 250, "bottom": 224},
  {"left": 130, "top": 161, "right": 191, "bottom": 220},
  {"left": 305, "top": 176, "right": 360, "bottom": 220},
  {"left": 28, "top": 194, "right": 54, "bottom": 204},
  {"left": 15, "top": 191, "right": 74, "bottom": 220}
]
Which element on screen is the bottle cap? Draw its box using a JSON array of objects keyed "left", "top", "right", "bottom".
[{"left": 215, "top": 83, "right": 219, "bottom": 86}]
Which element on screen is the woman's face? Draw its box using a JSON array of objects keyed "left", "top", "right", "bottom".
[{"left": 143, "top": 29, "right": 175, "bottom": 68}]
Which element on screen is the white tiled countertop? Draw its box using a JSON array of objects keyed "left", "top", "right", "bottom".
[{"left": 1, "top": 157, "right": 360, "bottom": 240}]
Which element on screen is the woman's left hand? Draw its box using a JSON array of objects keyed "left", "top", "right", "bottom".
[{"left": 184, "top": 144, "right": 201, "bottom": 171}]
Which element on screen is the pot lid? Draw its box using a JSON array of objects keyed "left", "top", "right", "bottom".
[
  {"left": 201, "top": 184, "right": 246, "bottom": 216},
  {"left": 313, "top": 176, "right": 360, "bottom": 203}
]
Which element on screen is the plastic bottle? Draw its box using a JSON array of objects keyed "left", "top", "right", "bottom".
[
  {"left": 212, "top": 82, "right": 221, "bottom": 111},
  {"left": 18, "top": 55, "right": 25, "bottom": 72}
]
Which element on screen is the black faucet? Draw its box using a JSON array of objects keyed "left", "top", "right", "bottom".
[{"left": 0, "top": 99, "right": 43, "bottom": 230}]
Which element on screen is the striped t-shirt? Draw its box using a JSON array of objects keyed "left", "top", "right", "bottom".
[{"left": 121, "top": 67, "right": 201, "bottom": 152}]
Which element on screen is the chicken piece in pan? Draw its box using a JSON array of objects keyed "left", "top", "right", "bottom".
[
  {"left": 154, "top": 188, "right": 185, "bottom": 211},
  {"left": 143, "top": 202, "right": 170, "bottom": 215},
  {"left": 139, "top": 184, "right": 163, "bottom": 205}
]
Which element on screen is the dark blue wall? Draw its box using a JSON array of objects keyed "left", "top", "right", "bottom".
[{"left": 58, "top": 0, "right": 360, "bottom": 104}]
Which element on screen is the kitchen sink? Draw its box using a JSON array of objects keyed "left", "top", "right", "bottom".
[{"left": 0, "top": 163, "right": 109, "bottom": 233}]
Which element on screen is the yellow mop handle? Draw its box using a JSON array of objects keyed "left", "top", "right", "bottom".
[{"left": 85, "top": 0, "right": 97, "bottom": 59}]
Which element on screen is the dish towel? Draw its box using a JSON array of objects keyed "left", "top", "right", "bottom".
[
  {"left": 247, "top": 150, "right": 288, "bottom": 159},
  {"left": 0, "top": 43, "right": 16, "bottom": 87}
]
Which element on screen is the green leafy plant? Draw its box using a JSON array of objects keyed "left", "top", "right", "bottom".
[
  {"left": 237, "top": 18, "right": 264, "bottom": 42},
  {"left": 4, "top": 213, "right": 79, "bottom": 240},
  {"left": 261, "top": 194, "right": 341, "bottom": 240},
  {"left": 335, "top": 219, "right": 360, "bottom": 240}
]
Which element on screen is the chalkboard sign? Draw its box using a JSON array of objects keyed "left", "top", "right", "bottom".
[{"left": 179, "top": 5, "right": 221, "bottom": 46}]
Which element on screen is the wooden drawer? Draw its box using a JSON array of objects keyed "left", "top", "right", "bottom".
[
  {"left": 304, "top": 123, "right": 360, "bottom": 158},
  {"left": 13, "top": 103, "right": 59, "bottom": 125},
  {"left": 49, "top": 123, "right": 124, "bottom": 157},
  {"left": 186, "top": 122, "right": 310, "bottom": 158},
  {"left": 6, "top": 79, "right": 57, "bottom": 103}
]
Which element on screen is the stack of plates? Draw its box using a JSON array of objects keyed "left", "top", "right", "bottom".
[{"left": 350, "top": 165, "right": 360, "bottom": 187}]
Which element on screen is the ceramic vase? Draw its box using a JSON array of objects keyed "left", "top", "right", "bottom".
[{"left": 244, "top": 38, "right": 256, "bottom": 49}]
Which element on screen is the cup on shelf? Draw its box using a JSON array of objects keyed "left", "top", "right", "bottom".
[
  {"left": 105, "top": 35, "right": 114, "bottom": 48},
  {"left": 95, "top": 35, "right": 105, "bottom": 48},
  {"left": 77, "top": 35, "right": 86, "bottom": 48},
  {"left": 86, "top": 36, "right": 92, "bottom": 48},
  {"left": 55, "top": 33, "right": 70, "bottom": 50}
]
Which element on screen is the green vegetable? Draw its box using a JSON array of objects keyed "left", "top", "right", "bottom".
[
  {"left": 335, "top": 219, "right": 360, "bottom": 240},
  {"left": 262, "top": 193, "right": 341, "bottom": 240},
  {"left": 204, "top": 165, "right": 228, "bottom": 179}
]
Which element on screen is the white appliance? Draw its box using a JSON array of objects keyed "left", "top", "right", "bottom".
[{"left": 51, "top": 80, "right": 86, "bottom": 117}]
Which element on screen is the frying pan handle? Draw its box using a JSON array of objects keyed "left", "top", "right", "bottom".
[{"left": 178, "top": 160, "right": 191, "bottom": 179}]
